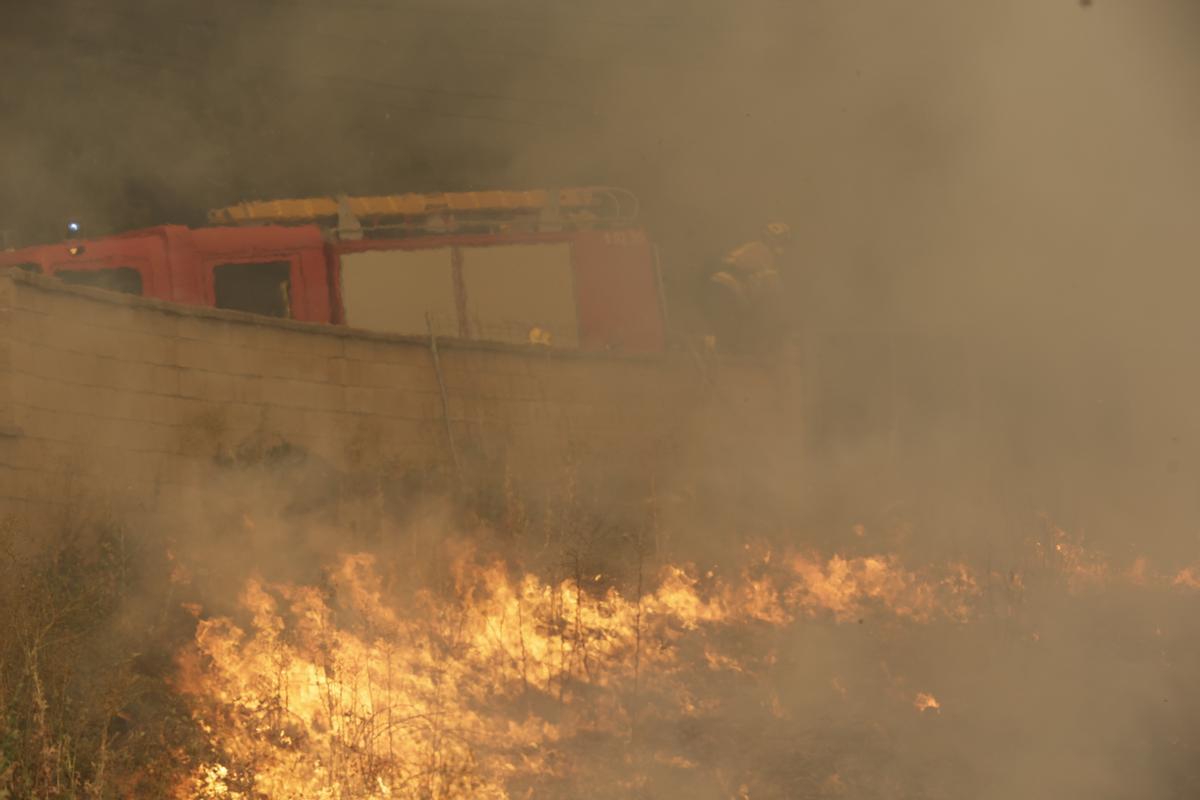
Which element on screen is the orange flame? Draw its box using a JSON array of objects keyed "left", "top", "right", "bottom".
[
  {"left": 175, "top": 547, "right": 988, "bottom": 797},
  {"left": 174, "top": 528, "right": 1191, "bottom": 797},
  {"left": 913, "top": 692, "right": 941, "bottom": 713}
]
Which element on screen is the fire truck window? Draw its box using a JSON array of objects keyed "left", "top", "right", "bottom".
[
  {"left": 459, "top": 243, "right": 579, "bottom": 347},
  {"left": 56, "top": 267, "right": 143, "bottom": 295},
  {"left": 213, "top": 261, "right": 292, "bottom": 318},
  {"left": 340, "top": 248, "right": 458, "bottom": 336},
  {"left": 12, "top": 262, "right": 41, "bottom": 274}
]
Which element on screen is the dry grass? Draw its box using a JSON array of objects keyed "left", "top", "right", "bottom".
[
  {"left": 0, "top": 509, "right": 199, "bottom": 798},
  {"left": 2, "top": 466, "right": 1199, "bottom": 799}
]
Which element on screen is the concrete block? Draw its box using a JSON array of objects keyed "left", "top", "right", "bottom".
[
  {"left": 178, "top": 370, "right": 233, "bottom": 402},
  {"left": 375, "top": 416, "right": 441, "bottom": 455},
  {"left": 5, "top": 307, "right": 51, "bottom": 347},
  {"left": 344, "top": 386, "right": 379, "bottom": 416},
  {"left": 405, "top": 389, "right": 448, "bottom": 421},
  {"left": 11, "top": 341, "right": 54, "bottom": 378},
  {"left": 225, "top": 374, "right": 263, "bottom": 405},
  {"left": 96, "top": 323, "right": 175, "bottom": 364},
  {"left": 342, "top": 358, "right": 433, "bottom": 391},
  {"left": 251, "top": 350, "right": 334, "bottom": 383},
  {"left": 342, "top": 337, "right": 429, "bottom": 367},
  {"left": 344, "top": 386, "right": 441, "bottom": 420},
  {"left": 446, "top": 392, "right": 490, "bottom": 424},
  {"left": 15, "top": 372, "right": 80, "bottom": 415},
  {"left": 0, "top": 436, "right": 73, "bottom": 473},
  {"left": 0, "top": 463, "right": 44, "bottom": 504},
  {"left": 10, "top": 311, "right": 72, "bottom": 352},
  {"left": 237, "top": 323, "right": 344, "bottom": 358},
  {"left": 64, "top": 322, "right": 174, "bottom": 365},
  {"left": 301, "top": 410, "right": 360, "bottom": 455},
  {"left": 16, "top": 288, "right": 49, "bottom": 316},
  {"left": 11, "top": 404, "right": 77, "bottom": 444},
  {"left": 217, "top": 343, "right": 270, "bottom": 377},
  {"left": 159, "top": 395, "right": 213, "bottom": 425},
  {"left": 175, "top": 339, "right": 227, "bottom": 373},
  {"left": 90, "top": 358, "right": 137, "bottom": 393},
  {"left": 326, "top": 357, "right": 348, "bottom": 386},
  {"left": 173, "top": 404, "right": 246, "bottom": 458},
  {"left": 177, "top": 314, "right": 230, "bottom": 344},
  {"left": 147, "top": 364, "right": 182, "bottom": 396},
  {"left": 100, "top": 390, "right": 171, "bottom": 426},
  {"left": 258, "top": 377, "right": 343, "bottom": 411},
  {"left": 0, "top": 399, "right": 16, "bottom": 439},
  {"left": 113, "top": 392, "right": 179, "bottom": 426},
  {"left": 93, "top": 358, "right": 149, "bottom": 394},
  {"left": 248, "top": 404, "right": 306, "bottom": 444},
  {"left": 107, "top": 304, "right": 178, "bottom": 337},
  {"left": 91, "top": 416, "right": 178, "bottom": 454}
]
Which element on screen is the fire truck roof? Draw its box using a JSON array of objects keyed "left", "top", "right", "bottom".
[{"left": 208, "top": 187, "right": 637, "bottom": 226}]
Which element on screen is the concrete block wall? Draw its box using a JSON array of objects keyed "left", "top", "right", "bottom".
[{"left": 0, "top": 270, "right": 795, "bottom": 519}]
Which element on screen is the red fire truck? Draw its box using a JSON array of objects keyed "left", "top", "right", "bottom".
[{"left": 0, "top": 188, "right": 668, "bottom": 353}]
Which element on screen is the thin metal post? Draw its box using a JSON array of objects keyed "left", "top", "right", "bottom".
[
  {"left": 427, "top": 314, "right": 463, "bottom": 491},
  {"left": 651, "top": 244, "right": 670, "bottom": 343}
]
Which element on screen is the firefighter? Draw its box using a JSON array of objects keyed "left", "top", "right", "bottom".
[{"left": 705, "top": 222, "right": 792, "bottom": 353}]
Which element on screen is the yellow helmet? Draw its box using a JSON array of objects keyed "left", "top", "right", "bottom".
[{"left": 765, "top": 222, "right": 791, "bottom": 241}]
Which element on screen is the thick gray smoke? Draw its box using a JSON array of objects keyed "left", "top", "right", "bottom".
[{"left": 3, "top": 1, "right": 1200, "bottom": 797}]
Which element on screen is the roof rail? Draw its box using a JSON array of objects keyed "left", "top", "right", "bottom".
[{"left": 208, "top": 187, "right": 640, "bottom": 235}]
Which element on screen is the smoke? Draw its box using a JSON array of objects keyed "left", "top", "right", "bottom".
[{"left": 4, "top": 0, "right": 1200, "bottom": 797}]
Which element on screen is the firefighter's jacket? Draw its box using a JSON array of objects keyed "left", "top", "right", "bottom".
[{"left": 711, "top": 239, "right": 782, "bottom": 306}]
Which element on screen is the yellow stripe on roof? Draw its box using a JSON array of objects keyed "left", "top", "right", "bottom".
[{"left": 209, "top": 188, "right": 601, "bottom": 225}]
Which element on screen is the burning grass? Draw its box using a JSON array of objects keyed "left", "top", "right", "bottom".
[
  {"left": 173, "top": 527, "right": 1200, "bottom": 799},
  {"left": 176, "top": 547, "right": 978, "bottom": 799},
  {"left": 3, "top": 504, "right": 1200, "bottom": 799}
]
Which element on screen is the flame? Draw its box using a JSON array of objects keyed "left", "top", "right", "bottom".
[
  {"left": 821, "top": 771, "right": 847, "bottom": 795},
  {"left": 175, "top": 546, "right": 989, "bottom": 797},
  {"left": 172, "top": 527, "right": 1192, "bottom": 797},
  {"left": 1172, "top": 566, "right": 1200, "bottom": 590},
  {"left": 1050, "top": 532, "right": 1110, "bottom": 590},
  {"left": 786, "top": 553, "right": 979, "bottom": 623},
  {"left": 913, "top": 692, "right": 941, "bottom": 713},
  {"left": 1033, "top": 526, "right": 1200, "bottom": 593}
]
